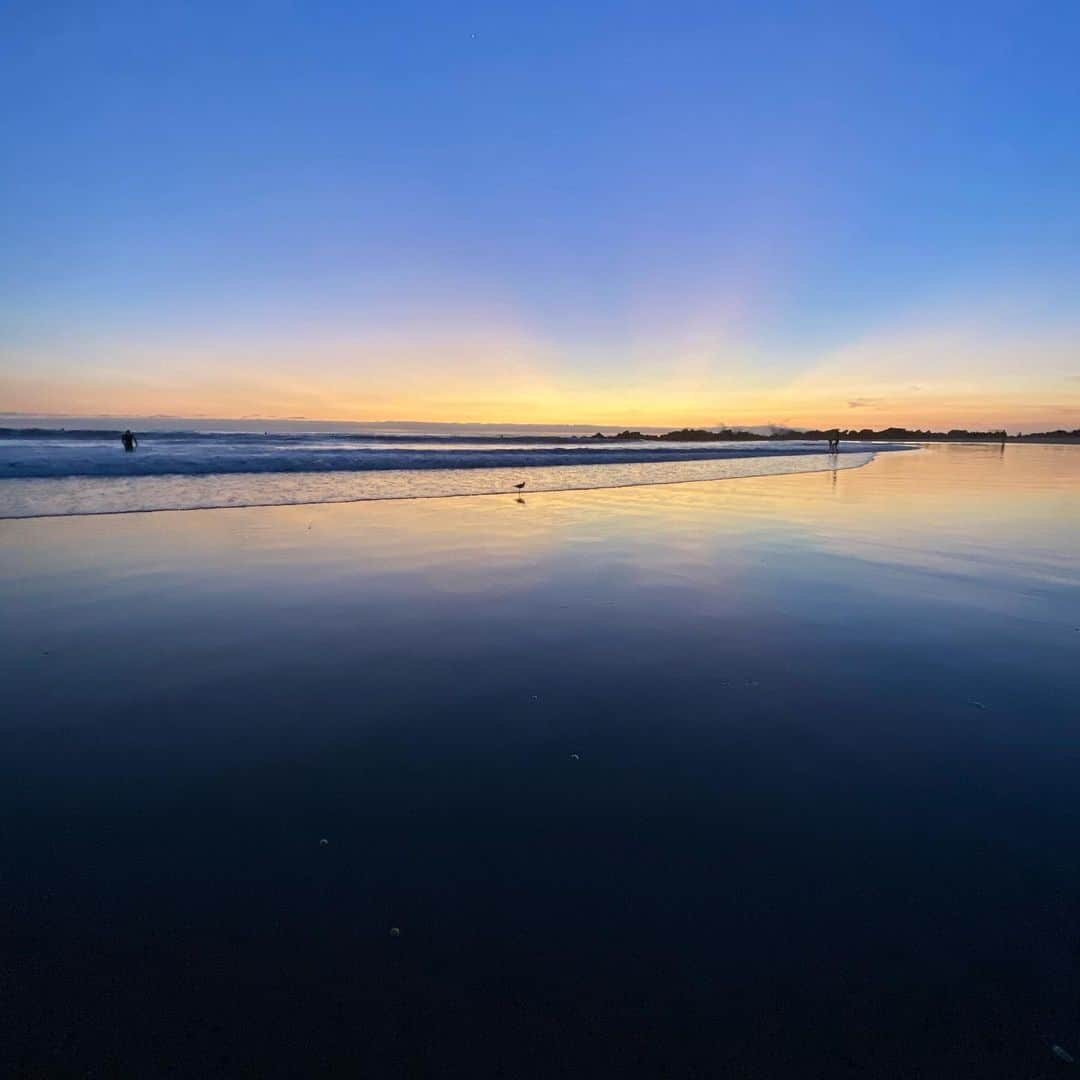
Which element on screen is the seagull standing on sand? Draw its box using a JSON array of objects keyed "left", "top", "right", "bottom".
[{"left": 514, "top": 481, "right": 526, "bottom": 490}]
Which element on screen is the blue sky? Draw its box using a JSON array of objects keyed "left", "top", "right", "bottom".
[{"left": 2, "top": 1, "right": 1078, "bottom": 429}]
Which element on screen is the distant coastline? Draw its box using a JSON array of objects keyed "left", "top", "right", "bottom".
[
  {"left": 592, "top": 427, "right": 1080, "bottom": 445},
  {"left": 596, "top": 425, "right": 1075, "bottom": 442}
]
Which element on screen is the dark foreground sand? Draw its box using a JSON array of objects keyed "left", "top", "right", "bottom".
[{"left": 2, "top": 444, "right": 1079, "bottom": 1078}]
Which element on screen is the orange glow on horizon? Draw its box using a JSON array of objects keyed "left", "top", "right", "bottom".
[{"left": 4, "top": 318, "right": 1079, "bottom": 433}]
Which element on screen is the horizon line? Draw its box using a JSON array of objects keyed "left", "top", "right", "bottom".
[{"left": 0, "top": 411, "right": 1069, "bottom": 435}]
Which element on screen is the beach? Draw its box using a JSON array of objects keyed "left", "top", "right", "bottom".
[{"left": 3, "top": 442, "right": 1079, "bottom": 1077}]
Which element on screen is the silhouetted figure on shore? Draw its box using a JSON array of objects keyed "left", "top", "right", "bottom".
[
  {"left": 121, "top": 429, "right": 137, "bottom": 452},
  {"left": 826, "top": 432, "right": 840, "bottom": 453}
]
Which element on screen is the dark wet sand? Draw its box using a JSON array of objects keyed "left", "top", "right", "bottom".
[{"left": 2, "top": 444, "right": 1079, "bottom": 1078}]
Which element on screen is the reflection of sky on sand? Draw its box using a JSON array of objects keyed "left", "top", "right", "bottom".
[
  {"left": 4, "top": 444, "right": 1076, "bottom": 642},
  {"left": 751, "top": 445, "right": 1080, "bottom": 591}
]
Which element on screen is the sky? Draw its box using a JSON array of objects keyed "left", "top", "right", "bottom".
[{"left": 2, "top": 1, "right": 1079, "bottom": 432}]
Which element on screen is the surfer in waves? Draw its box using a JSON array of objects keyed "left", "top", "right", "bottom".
[{"left": 121, "top": 429, "right": 138, "bottom": 452}]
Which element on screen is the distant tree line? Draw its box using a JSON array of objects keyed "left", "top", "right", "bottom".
[
  {"left": 587, "top": 427, "right": 1080, "bottom": 444},
  {"left": 594, "top": 428, "right": 761, "bottom": 442},
  {"left": 776, "top": 427, "right": 1080, "bottom": 443}
]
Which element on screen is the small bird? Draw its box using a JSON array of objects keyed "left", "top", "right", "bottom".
[{"left": 514, "top": 481, "right": 526, "bottom": 490}]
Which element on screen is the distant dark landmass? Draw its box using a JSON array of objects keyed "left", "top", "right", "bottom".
[
  {"left": 594, "top": 428, "right": 763, "bottom": 442},
  {"left": 589, "top": 427, "right": 1080, "bottom": 444},
  {"left": 2, "top": 424, "right": 1078, "bottom": 446}
]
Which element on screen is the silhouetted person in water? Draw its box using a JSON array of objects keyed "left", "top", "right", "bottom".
[{"left": 121, "top": 429, "right": 137, "bottom": 452}]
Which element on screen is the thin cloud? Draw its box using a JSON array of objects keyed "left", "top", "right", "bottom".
[{"left": 848, "top": 397, "right": 883, "bottom": 408}]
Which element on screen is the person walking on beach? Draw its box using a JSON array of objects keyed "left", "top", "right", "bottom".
[{"left": 121, "top": 429, "right": 137, "bottom": 452}]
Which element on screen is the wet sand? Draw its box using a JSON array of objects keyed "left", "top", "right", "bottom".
[{"left": 2, "top": 443, "right": 1079, "bottom": 1077}]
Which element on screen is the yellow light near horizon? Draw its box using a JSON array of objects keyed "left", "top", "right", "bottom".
[{"left": 3, "top": 332, "right": 1078, "bottom": 431}]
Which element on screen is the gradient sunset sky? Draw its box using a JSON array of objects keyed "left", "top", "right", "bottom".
[{"left": 2, "top": 2, "right": 1079, "bottom": 431}]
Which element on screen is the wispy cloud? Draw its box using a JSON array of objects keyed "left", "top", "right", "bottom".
[{"left": 848, "top": 397, "right": 883, "bottom": 408}]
